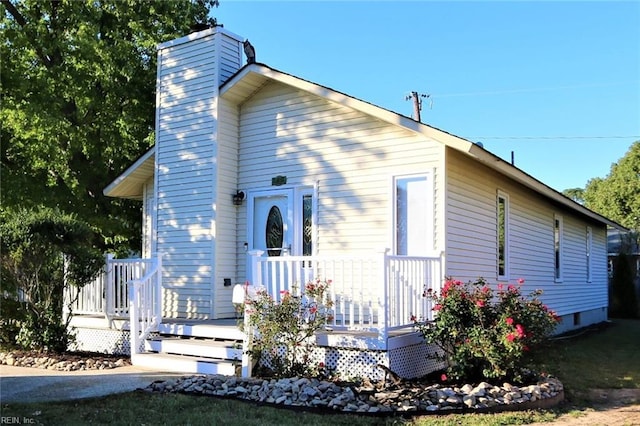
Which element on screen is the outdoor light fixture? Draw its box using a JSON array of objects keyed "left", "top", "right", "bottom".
[{"left": 232, "top": 190, "right": 245, "bottom": 206}]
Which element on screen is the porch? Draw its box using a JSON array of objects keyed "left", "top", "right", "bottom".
[{"left": 66, "top": 251, "right": 445, "bottom": 378}]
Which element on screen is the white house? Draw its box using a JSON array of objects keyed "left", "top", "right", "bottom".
[{"left": 68, "top": 26, "right": 622, "bottom": 378}]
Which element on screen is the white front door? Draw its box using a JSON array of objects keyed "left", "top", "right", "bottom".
[{"left": 249, "top": 189, "right": 294, "bottom": 256}]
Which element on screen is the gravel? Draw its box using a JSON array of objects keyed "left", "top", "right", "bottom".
[{"left": 143, "top": 373, "right": 564, "bottom": 414}]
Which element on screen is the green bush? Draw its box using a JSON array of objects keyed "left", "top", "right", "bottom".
[
  {"left": 242, "top": 279, "right": 334, "bottom": 378},
  {"left": 413, "top": 278, "right": 559, "bottom": 383},
  {"left": 0, "top": 207, "right": 104, "bottom": 352}
]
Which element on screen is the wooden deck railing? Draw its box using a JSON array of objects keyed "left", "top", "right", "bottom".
[
  {"left": 247, "top": 250, "right": 444, "bottom": 339},
  {"left": 129, "top": 255, "right": 162, "bottom": 354},
  {"left": 66, "top": 254, "right": 157, "bottom": 319}
]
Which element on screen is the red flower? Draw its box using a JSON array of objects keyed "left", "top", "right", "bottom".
[
  {"left": 318, "top": 362, "right": 325, "bottom": 368},
  {"left": 410, "top": 314, "right": 417, "bottom": 322},
  {"left": 309, "top": 306, "right": 318, "bottom": 314},
  {"left": 433, "top": 304, "right": 442, "bottom": 311},
  {"left": 517, "top": 278, "right": 525, "bottom": 285},
  {"left": 523, "top": 345, "right": 530, "bottom": 352},
  {"left": 506, "top": 333, "right": 516, "bottom": 342},
  {"left": 280, "top": 290, "right": 289, "bottom": 296},
  {"left": 515, "top": 324, "right": 525, "bottom": 337},
  {"left": 476, "top": 300, "right": 485, "bottom": 308},
  {"left": 505, "top": 317, "right": 514, "bottom": 326},
  {"left": 440, "top": 374, "right": 447, "bottom": 382}
]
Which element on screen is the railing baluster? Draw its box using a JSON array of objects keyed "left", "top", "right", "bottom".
[{"left": 246, "top": 252, "right": 442, "bottom": 333}]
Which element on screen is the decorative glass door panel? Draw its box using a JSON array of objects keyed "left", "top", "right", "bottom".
[{"left": 250, "top": 190, "right": 293, "bottom": 256}]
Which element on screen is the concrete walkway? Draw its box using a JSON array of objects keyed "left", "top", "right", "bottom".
[{"left": 0, "top": 364, "right": 185, "bottom": 404}]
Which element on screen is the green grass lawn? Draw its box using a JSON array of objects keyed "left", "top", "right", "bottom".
[
  {"left": 2, "top": 319, "right": 638, "bottom": 426},
  {"left": 538, "top": 318, "right": 640, "bottom": 401}
]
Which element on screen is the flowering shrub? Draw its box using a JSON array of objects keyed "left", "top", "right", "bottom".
[
  {"left": 242, "top": 279, "right": 334, "bottom": 378},
  {"left": 413, "top": 277, "right": 560, "bottom": 383}
]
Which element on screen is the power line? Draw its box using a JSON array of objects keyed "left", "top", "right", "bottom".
[
  {"left": 465, "top": 135, "right": 640, "bottom": 140},
  {"left": 431, "top": 81, "right": 638, "bottom": 99}
]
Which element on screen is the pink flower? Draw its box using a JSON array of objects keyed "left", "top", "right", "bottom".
[
  {"left": 517, "top": 278, "right": 525, "bottom": 285},
  {"left": 515, "top": 324, "right": 525, "bottom": 337},
  {"left": 440, "top": 374, "right": 447, "bottom": 382},
  {"left": 280, "top": 290, "right": 289, "bottom": 295},
  {"left": 506, "top": 333, "right": 516, "bottom": 342},
  {"left": 505, "top": 317, "right": 514, "bottom": 326},
  {"left": 476, "top": 300, "right": 485, "bottom": 308},
  {"left": 433, "top": 304, "right": 442, "bottom": 311}
]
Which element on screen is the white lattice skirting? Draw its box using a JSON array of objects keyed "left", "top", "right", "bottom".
[
  {"left": 68, "top": 327, "right": 131, "bottom": 355},
  {"left": 260, "top": 343, "right": 445, "bottom": 380}
]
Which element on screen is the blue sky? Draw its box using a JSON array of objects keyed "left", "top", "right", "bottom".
[{"left": 214, "top": 1, "right": 640, "bottom": 192}]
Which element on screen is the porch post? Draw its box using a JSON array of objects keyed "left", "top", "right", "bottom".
[
  {"left": 104, "top": 253, "right": 115, "bottom": 319},
  {"left": 129, "top": 283, "right": 140, "bottom": 355},
  {"left": 247, "top": 250, "right": 264, "bottom": 286},
  {"left": 378, "top": 248, "right": 390, "bottom": 344},
  {"left": 154, "top": 252, "right": 163, "bottom": 323}
]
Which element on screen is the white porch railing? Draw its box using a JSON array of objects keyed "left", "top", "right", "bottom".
[
  {"left": 67, "top": 254, "right": 156, "bottom": 319},
  {"left": 247, "top": 249, "right": 444, "bottom": 340},
  {"left": 129, "top": 255, "right": 163, "bottom": 354}
]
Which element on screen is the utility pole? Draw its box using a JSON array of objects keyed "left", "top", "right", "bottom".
[{"left": 405, "top": 91, "right": 430, "bottom": 123}]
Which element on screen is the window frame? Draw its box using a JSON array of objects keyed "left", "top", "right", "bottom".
[
  {"left": 497, "top": 190, "right": 510, "bottom": 281},
  {"left": 554, "top": 214, "right": 564, "bottom": 282},
  {"left": 392, "top": 173, "right": 434, "bottom": 256},
  {"left": 586, "top": 226, "right": 593, "bottom": 283}
]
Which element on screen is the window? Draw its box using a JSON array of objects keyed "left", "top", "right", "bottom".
[
  {"left": 554, "top": 215, "right": 563, "bottom": 282},
  {"left": 586, "top": 226, "right": 592, "bottom": 282},
  {"left": 497, "top": 191, "right": 509, "bottom": 279},
  {"left": 302, "top": 194, "right": 313, "bottom": 256},
  {"left": 394, "top": 175, "right": 432, "bottom": 255}
]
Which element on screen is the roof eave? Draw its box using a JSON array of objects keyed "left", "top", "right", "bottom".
[
  {"left": 103, "top": 148, "right": 155, "bottom": 200},
  {"left": 222, "top": 63, "right": 627, "bottom": 231}
]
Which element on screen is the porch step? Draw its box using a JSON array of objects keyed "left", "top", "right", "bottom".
[
  {"left": 131, "top": 353, "right": 238, "bottom": 376},
  {"left": 157, "top": 321, "right": 243, "bottom": 340},
  {"left": 133, "top": 321, "right": 246, "bottom": 376},
  {"left": 145, "top": 336, "right": 242, "bottom": 360}
]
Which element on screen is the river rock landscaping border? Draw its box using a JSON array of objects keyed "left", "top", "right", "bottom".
[
  {"left": 142, "top": 374, "right": 564, "bottom": 416},
  {"left": 0, "top": 350, "right": 130, "bottom": 371}
]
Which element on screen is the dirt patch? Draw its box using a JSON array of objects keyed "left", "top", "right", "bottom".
[{"left": 528, "top": 389, "right": 640, "bottom": 426}]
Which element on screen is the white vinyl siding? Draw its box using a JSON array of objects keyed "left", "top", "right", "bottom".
[
  {"left": 155, "top": 30, "right": 243, "bottom": 319},
  {"left": 235, "top": 81, "right": 444, "bottom": 275},
  {"left": 142, "top": 177, "right": 155, "bottom": 259},
  {"left": 445, "top": 149, "right": 607, "bottom": 316},
  {"left": 214, "top": 97, "right": 241, "bottom": 318}
]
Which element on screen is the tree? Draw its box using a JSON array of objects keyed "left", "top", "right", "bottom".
[
  {"left": 0, "top": 207, "right": 105, "bottom": 352},
  {"left": 583, "top": 141, "right": 640, "bottom": 231},
  {"left": 1, "top": 0, "right": 218, "bottom": 254},
  {"left": 562, "top": 187, "right": 585, "bottom": 204}
]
